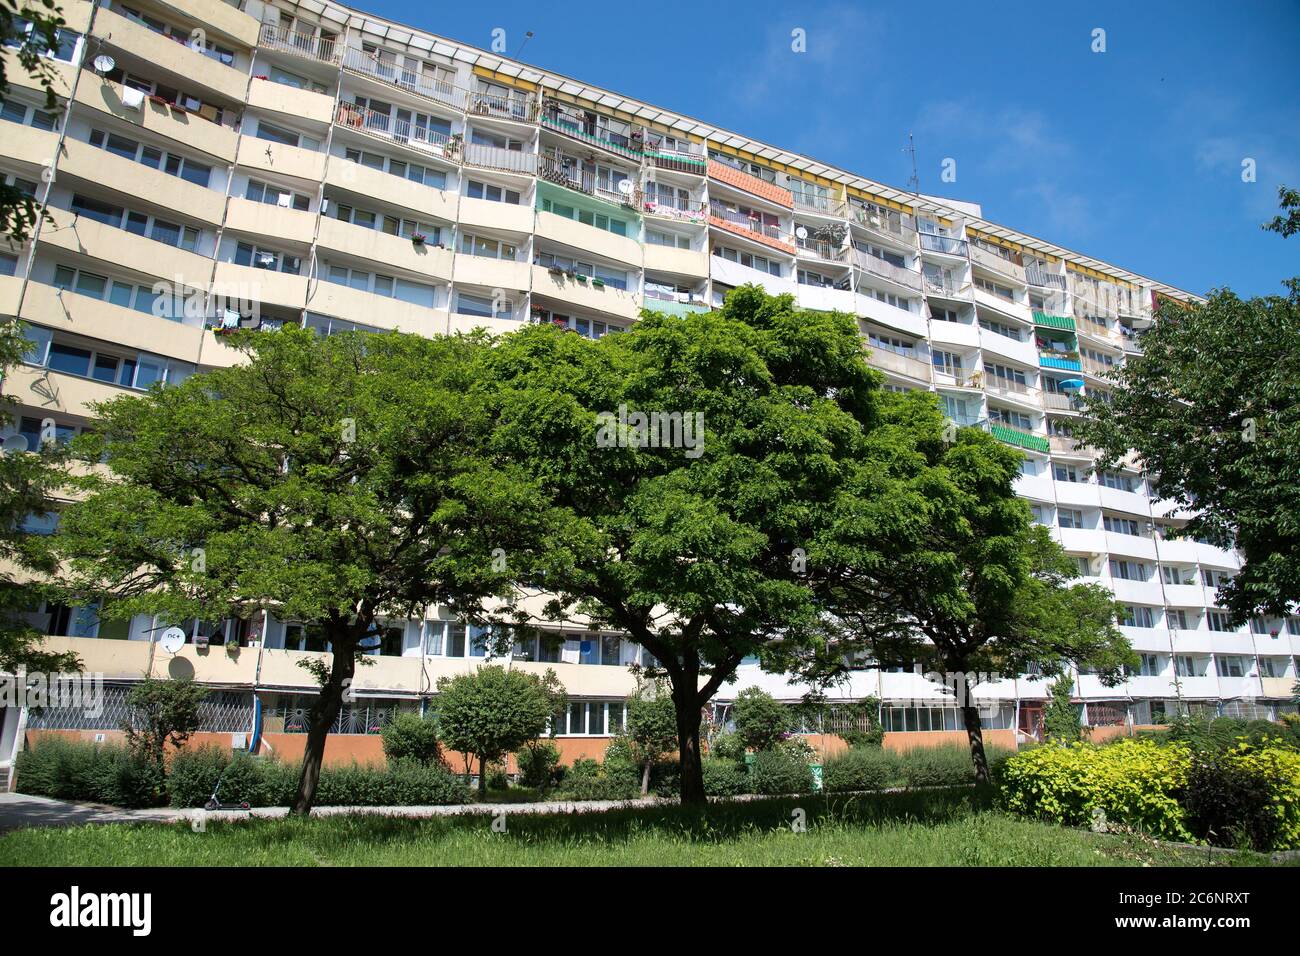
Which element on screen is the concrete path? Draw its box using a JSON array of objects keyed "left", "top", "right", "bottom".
[{"left": 0, "top": 791, "right": 679, "bottom": 833}]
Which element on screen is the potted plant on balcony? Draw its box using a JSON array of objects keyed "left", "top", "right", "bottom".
[
  {"left": 592, "top": 278, "right": 605, "bottom": 288},
  {"left": 411, "top": 233, "right": 427, "bottom": 247}
]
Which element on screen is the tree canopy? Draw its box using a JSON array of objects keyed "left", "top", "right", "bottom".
[{"left": 54, "top": 327, "right": 548, "bottom": 813}]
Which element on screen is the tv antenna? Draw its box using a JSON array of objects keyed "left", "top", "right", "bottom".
[
  {"left": 903, "top": 132, "right": 919, "bottom": 195},
  {"left": 514, "top": 31, "right": 534, "bottom": 59}
]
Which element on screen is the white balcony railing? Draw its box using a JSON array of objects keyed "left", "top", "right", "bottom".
[
  {"left": 793, "top": 194, "right": 847, "bottom": 217},
  {"left": 970, "top": 243, "right": 1027, "bottom": 283},
  {"left": 850, "top": 205, "right": 916, "bottom": 244},
  {"left": 851, "top": 248, "right": 921, "bottom": 288},
  {"left": 258, "top": 23, "right": 339, "bottom": 63},
  {"left": 1026, "top": 265, "right": 1067, "bottom": 290},
  {"left": 335, "top": 102, "right": 460, "bottom": 161},
  {"left": 466, "top": 88, "right": 537, "bottom": 122},
  {"left": 341, "top": 46, "right": 467, "bottom": 111},
  {"left": 463, "top": 142, "right": 537, "bottom": 175},
  {"left": 919, "top": 231, "right": 968, "bottom": 256},
  {"left": 797, "top": 237, "right": 848, "bottom": 262}
]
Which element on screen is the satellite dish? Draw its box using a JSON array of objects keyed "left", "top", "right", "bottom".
[
  {"left": 616, "top": 179, "right": 633, "bottom": 195},
  {"left": 93, "top": 54, "right": 116, "bottom": 75},
  {"left": 794, "top": 226, "right": 809, "bottom": 240},
  {"left": 158, "top": 627, "right": 187, "bottom": 654},
  {"left": 2, "top": 434, "right": 30, "bottom": 454}
]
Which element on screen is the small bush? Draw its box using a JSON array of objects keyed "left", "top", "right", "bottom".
[
  {"left": 749, "top": 748, "right": 814, "bottom": 795},
  {"left": 16, "top": 738, "right": 165, "bottom": 809},
  {"left": 380, "top": 712, "right": 442, "bottom": 766},
  {"left": 896, "top": 743, "right": 989, "bottom": 788},
  {"left": 515, "top": 741, "right": 561, "bottom": 789},
  {"left": 557, "top": 758, "right": 639, "bottom": 801},
  {"left": 732, "top": 688, "right": 794, "bottom": 752},
  {"left": 1184, "top": 745, "right": 1300, "bottom": 851},
  {"left": 708, "top": 731, "right": 746, "bottom": 763},
  {"left": 822, "top": 748, "right": 897, "bottom": 793},
  {"left": 999, "top": 739, "right": 1193, "bottom": 841},
  {"left": 701, "top": 758, "right": 749, "bottom": 796},
  {"left": 648, "top": 760, "right": 680, "bottom": 798}
]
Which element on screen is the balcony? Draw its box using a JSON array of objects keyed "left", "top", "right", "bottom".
[
  {"left": 850, "top": 204, "right": 916, "bottom": 246},
  {"left": 989, "top": 422, "right": 1050, "bottom": 453},
  {"left": 793, "top": 194, "right": 847, "bottom": 218},
  {"left": 335, "top": 103, "right": 462, "bottom": 164},
  {"left": 225, "top": 196, "right": 316, "bottom": 245},
  {"left": 1081, "top": 356, "right": 1117, "bottom": 377},
  {"left": 316, "top": 218, "right": 454, "bottom": 281},
  {"left": 1039, "top": 351, "right": 1082, "bottom": 372},
  {"left": 212, "top": 260, "right": 307, "bottom": 311},
  {"left": 76, "top": 77, "right": 238, "bottom": 162},
  {"left": 708, "top": 205, "right": 795, "bottom": 254},
  {"left": 796, "top": 237, "right": 848, "bottom": 263},
  {"left": 38, "top": 206, "right": 211, "bottom": 282},
  {"left": 466, "top": 87, "right": 538, "bottom": 124},
  {"left": 867, "top": 347, "right": 931, "bottom": 382},
  {"left": 643, "top": 243, "right": 708, "bottom": 278},
  {"left": 1041, "top": 391, "right": 1080, "bottom": 412},
  {"left": 643, "top": 290, "right": 710, "bottom": 318},
  {"left": 325, "top": 161, "right": 459, "bottom": 223},
  {"left": 984, "top": 377, "right": 1040, "bottom": 406},
  {"left": 237, "top": 133, "right": 325, "bottom": 182},
  {"left": 970, "top": 244, "right": 1026, "bottom": 284},
  {"left": 247, "top": 76, "right": 335, "bottom": 125},
  {"left": 257, "top": 22, "right": 339, "bottom": 63},
  {"left": 341, "top": 46, "right": 467, "bottom": 112},
  {"left": 452, "top": 253, "right": 530, "bottom": 292},
  {"left": 1032, "top": 310, "right": 1076, "bottom": 332},
  {"left": 95, "top": 8, "right": 247, "bottom": 102},
  {"left": 706, "top": 159, "right": 793, "bottom": 209},
  {"left": 643, "top": 140, "right": 707, "bottom": 175},
  {"left": 1048, "top": 434, "right": 1098, "bottom": 457},
  {"left": 538, "top": 155, "right": 638, "bottom": 208},
  {"left": 918, "top": 231, "right": 967, "bottom": 256},
  {"left": 306, "top": 282, "right": 446, "bottom": 337},
  {"left": 1025, "top": 265, "right": 1066, "bottom": 290},
  {"left": 457, "top": 195, "right": 535, "bottom": 235},
  {"left": 535, "top": 207, "right": 641, "bottom": 267},
  {"left": 922, "top": 273, "right": 967, "bottom": 299},
  {"left": 636, "top": 193, "right": 708, "bottom": 226},
  {"left": 539, "top": 104, "right": 643, "bottom": 161},
  {"left": 852, "top": 251, "right": 925, "bottom": 287},
  {"left": 532, "top": 264, "right": 641, "bottom": 321},
  {"left": 462, "top": 142, "right": 537, "bottom": 176}
]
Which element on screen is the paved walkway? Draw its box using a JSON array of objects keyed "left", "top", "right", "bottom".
[{"left": 0, "top": 791, "right": 679, "bottom": 833}]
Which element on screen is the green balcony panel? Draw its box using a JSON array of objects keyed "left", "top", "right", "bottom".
[
  {"left": 989, "top": 422, "right": 1051, "bottom": 453},
  {"left": 1032, "top": 310, "right": 1075, "bottom": 330}
]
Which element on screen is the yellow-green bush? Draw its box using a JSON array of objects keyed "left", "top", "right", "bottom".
[
  {"left": 1214, "top": 744, "right": 1300, "bottom": 849},
  {"left": 999, "top": 739, "right": 1193, "bottom": 841}
]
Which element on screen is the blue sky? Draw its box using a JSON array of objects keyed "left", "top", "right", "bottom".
[{"left": 370, "top": 0, "right": 1299, "bottom": 297}]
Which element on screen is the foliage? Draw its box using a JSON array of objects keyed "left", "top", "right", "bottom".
[
  {"left": 0, "top": 320, "right": 81, "bottom": 675},
  {"left": 1161, "top": 714, "right": 1300, "bottom": 752},
  {"left": 731, "top": 687, "right": 794, "bottom": 752},
  {"left": 475, "top": 285, "right": 922, "bottom": 802},
  {"left": 1183, "top": 744, "right": 1300, "bottom": 850},
  {"left": 380, "top": 711, "right": 442, "bottom": 766},
  {"left": 623, "top": 678, "right": 679, "bottom": 794},
  {"left": 1042, "top": 677, "right": 1081, "bottom": 743},
  {"left": 122, "top": 677, "right": 208, "bottom": 769},
  {"left": 164, "top": 747, "right": 468, "bottom": 808},
  {"left": 836, "top": 697, "right": 884, "bottom": 749},
  {"left": 700, "top": 758, "right": 749, "bottom": 796},
  {"left": 999, "top": 739, "right": 1194, "bottom": 841},
  {"left": 1, "top": 1, "right": 65, "bottom": 242},
  {"left": 53, "top": 327, "right": 546, "bottom": 814},
  {"left": 1074, "top": 197, "right": 1300, "bottom": 621},
  {"left": 515, "top": 740, "right": 562, "bottom": 789},
  {"left": 748, "top": 747, "right": 815, "bottom": 795},
  {"left": 435, "top": 665, "right": 565, "bottom": 795},
  {"left": 822, "top": 747, "right": 896, "bottom": 792},
  {"left": 555, "top": 755, "right": 639, "bottom": 801},
  {"left": 15, "top": 737, "right": 165, "bottom": 808},
  {"left": 896, "top": 743, "right": 1008, "bottom": 788},
  {"left": 708, "top": 731, "right": 747, "bottom": 763},
  {"left": 1264, "top": 184, "right": 1300, "bottom": 238}
]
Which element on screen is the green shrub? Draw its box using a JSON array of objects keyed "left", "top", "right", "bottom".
[
  {"left": 380, "top": 712, "right": 442, "bottom": 766},
  {"left": 822, "top": 748, "right": 896, "bottom": 792},
  {"left": 708, "top": 731, "right": 746, "bottom": 763},
  {"left": 999, "top": 739, "right": 1193, "bottom": 841},
  {"left": 16, "top": 738, "right": 165, "bottom": 809},
  {"left": 1184, "top": 745, "right": 1300, "bottom": 851},
  {"left": 515, "top": 741, "right": 561, "bottom": 789},
  {"left": 648, "top": 760, "right": 680, "bottom": 798},
  {"left": 749, "top": 748, "right": 814, "bottom": 795},
  {"left": 896, "top": 743, "right": 990, "bottom": 788},
  {"left": 732, "top": 688, "right": 794, "bottom": 752},
  {"left": 701, "top": 758, "right": 749, "bottom": 796},
  {"left": 557, "top": 759, "right": 639, "bottom": 801}
]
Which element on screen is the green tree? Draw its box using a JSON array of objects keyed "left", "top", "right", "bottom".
[
  {"left": 1072, "top": 281, "right": 1300, "bottom": 620},
  {"left": 1, "top": 2, "right": 66, "bottom": 241},
  {"left": 813, "top": 403, "right": 1135, "bottom": 783},
  {"left": 476, "top": 286, "right": 916, "bottom": 803},
  {"left": 731, "top": 686, "right": 793, "bottom": 752},
  {"left": 1263, "top": 185, "right": 1299, "bottom": 238},
  {"left": 53, "top": 328, "right": 546, "bottom": 814},
  {"left": 434, "top": 665, "right": 565, "bottom": 797},
  {"left": 123, "top": 676, "right": 208, "bottom": 770},
  {"left": 0, "top": 319, "right": 80, "bottom": 674},
  {"left": 624, "top": 677, "right": 678, "bottom": 795},
  {"left": 380, "top": 711, "right": 442, "bottom": 766},
  {"left": 1043, "top": 676, "right": 1082, "bottom": 743}
]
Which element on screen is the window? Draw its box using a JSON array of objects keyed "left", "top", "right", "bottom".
[
  {"left": 1103, "top": 515, "right": 1142, "bottom": 536},
  {"left": 988, "top": 406, "right": 1033, "bottom": 431},
  {"left": 1206, "top": 611, "right": 1235, "bottom": 633},
  {"left": 343, "top": 148, "right": 447, "bottom": 189},
  {"left": 1259, "top": 657, "right": 1281, "bottom": 678},
  {"left": 1120, "top": 605, "right": 1155, "bottom": 628},
  {"left": 1108, "top": 559, "right": 1147, "bottom": 581},
  {"left": 974, "top": 276, "right": 1014, "bottom": 300},
  {"left": 1203, "top": 569, "right": 1233, "bottom": 588},
  {"left": 22, "top": 325, "right": 192, "bottom": 389},
  {"left": 467, "top": 179, "right": 521, "bottom": 205},
  {"left": 1071, "top": 556, "right": 1091, "bottom": 577},
  {"left": 51, "top": 265, "right": 170, "bottom": 318},
  {"left": 235, "top": 242, "right": 301, "bottom": 274},
  {"left": 459, "top": 233, "right": 516, "bottom": 260},
  {"left": 712, "top": 243, "right": 781, "bottom": 277},
  {"left": 1248, "top": 616, "right": 1272, "bottom": 635},
  {"left": 1057, "top": 508, "right": 1084, "bottom": 529},
  {"left": 1174, "top": 655, "right": 1199, "bottom": 678},
  {"left": 979, "top": 318, "right": 1024, "bottom": 340},
  {"left": 1054, "top": 464, "right": 1081, "bottom": 483},
  {"left": 1136, "top": 654, "right": 1162, "bottom": 677},
  {"left": 646, "top": 229, "right": 691, "bottom": 249},
  {"left": 1167, "top": 609, "right": 1193, "bottom": 630},
  {"left": 87, "top": 128, "right": 212, "bottom": 186},
  {"left": 931, "top": 349, "right": 963, "bottom": 376},
  {"left": 1215, "top": 656, "right": 1245, "bottom": 678},
  {"left": 245, "top": 179, "right": 310, "bottom": 211},
  {"left": 1100, "top": 471, "right": 1138, "bottom": 493},
  {"left": 333, "top": 201, "right": 438, "bottom": 242},
  {"left": 868, "top": 332, "right": 914, "bottom": 356},
  {"left": 454, "top": 292, "right": 501, "bottom": 318},
  {"left": 1162, "top": 566, "right": 1197, "bottom": 586},
  {"left": 70, "top": 194, "right": 200, "bottom": 250},
  {"left": 541, "top": 196, "right": 629, "bottom": 236},
  {"left": 323, "top": 265, "right": 435, "bottom": 307},
  {"left": 255, "top": 121, "right": 318, "bottom": 150}
]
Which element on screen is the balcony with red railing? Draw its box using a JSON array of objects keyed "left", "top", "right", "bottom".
[
  {"left": 707, "top": 203, "right": 795, "bottom": 254},
  {"left": 706, "top": 159, "right": 794, "bottom": 209}
]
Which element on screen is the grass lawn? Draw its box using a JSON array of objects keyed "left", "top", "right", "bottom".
[{"left": 0, "top": 788, "right": 1288, "bottom": 866}]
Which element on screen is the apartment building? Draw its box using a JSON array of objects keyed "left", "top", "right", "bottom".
[{"left": 2, "top": 0, "right": 1297, "bottom": 777}]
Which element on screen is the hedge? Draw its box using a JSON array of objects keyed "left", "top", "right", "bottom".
[{"left": 16, "top": 737, "right": 166, "bottom": 809}]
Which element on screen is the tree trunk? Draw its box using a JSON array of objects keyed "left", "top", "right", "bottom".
[
  {"left": 641, "top": 758, "right": 652, "bottom": 797},
  {"left": 960, "top": 673, "right": 990, "bottom": 785},
  {"left": 479, "top": 754, "right": 488, "bottom": 797},
  {"left": 670, "top": 679, "right": 706, "bottom": 805},
  {"left": 289, "top": 637, "right": 356, "bottom": 816}
]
